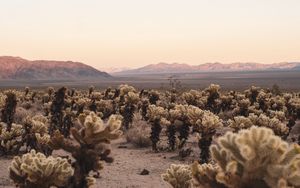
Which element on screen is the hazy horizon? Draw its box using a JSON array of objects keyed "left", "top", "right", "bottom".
[{"left": 1, "top": 0, "right": 300, "bottom": 69}]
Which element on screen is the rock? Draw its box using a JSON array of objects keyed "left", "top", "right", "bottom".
[
  {"left": 118, "top": 145, "right": 128, "bottom": 149},
  {"left": 140, "top": 169, "right": 150, "bottom": 175}
]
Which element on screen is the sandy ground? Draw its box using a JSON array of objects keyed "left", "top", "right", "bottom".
[{"left": 96, "top": 138, "right": 192, "bottom": 188}]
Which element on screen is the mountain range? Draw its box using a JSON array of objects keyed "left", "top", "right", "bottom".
[
  {"left": 0, "top": 56, "right": 110, "bottom": 80},
  {"left": 114, "top": 62, "right": 300, "bottom": 75}
]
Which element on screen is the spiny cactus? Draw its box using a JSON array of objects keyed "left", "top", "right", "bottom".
[
  {"left": 191, "top": 162, "right": 225, "bottom": 188},
  {"left": 245, "top": 86, "right": 260, "bottom": 104},
  {"left": 187, "top": 106, "right": 223, "bottom": 163},
  {"left": 1, "top": 91, "right": 17, "bottom": 131},
  {"left": 49, "top": 112, "right": 122, "bottom": 188},
  {"left": 168, "top": 105, "right": 189, "bottom": 150},
  {"left": 49, "top": 87, "right": 66, "bottom": 135},
  {"left": 119, "top": 84, "right": 136, "bottom": 97},
  {"left": 149, "top": 90, "right": 160, "bottom": 105},
  {"left": 88, "top": 85, "right": 95, "bottom": 97},
  {"left": 229, "top": 113, "right": 289, "bottom": 137},
  {"left": 0, "top": 123, "right": 24, "bottom": 155},
  {"left": 162, "top": 164, "right": 192, "bottom": 188},
  {"left": 210, "top": 126, "right": 300, "bottom": 188},
  {"left": 182, "top": 90, "right": 202, "bottom": 106},
  {"left": 9, "top": 149, "right": 74, "bottom": 188},
  {"left": 147, "top": 105, "right": 168, "bottom": 151},
  {"left": 169, "top": 105, "right": 190, "bottom": 148},
  {"left": 23, "top": 115, "right": 51, "bottom": 154},
  {"left": 205, "top": 84, "right": 221, "bottom": 113},
  {"left": 121, "top": 92, "right": 139, "bottom": 129}
]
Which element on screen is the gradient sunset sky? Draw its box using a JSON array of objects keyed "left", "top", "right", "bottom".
[{"left": 1, "top": 0, "right": 300, "bottom": 70}]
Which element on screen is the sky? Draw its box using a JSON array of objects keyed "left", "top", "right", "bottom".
[{"left": 0, "top": 0, "right": 300, "bottom": 70}]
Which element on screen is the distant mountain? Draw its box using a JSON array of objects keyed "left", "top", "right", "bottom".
[
  {"left": 0, "top": 56, "right": 111, "bottom": 80},
  {"left": 99, "top": 66, "right": 131, "bottom": 73},
  {"left": 115, "top": 62, "right": 300, "bottom": 75}
]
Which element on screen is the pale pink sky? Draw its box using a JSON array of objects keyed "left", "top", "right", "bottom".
[{"left": 1, "top": 0, "right": 300, "bottom": 70}]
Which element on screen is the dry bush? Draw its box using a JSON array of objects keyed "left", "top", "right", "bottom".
[
  {"left": 14, "top": 107, "right": 33, "bottom": 124},
  {"left": 125, "top": 113, "right": 152, "bottom": 147}
]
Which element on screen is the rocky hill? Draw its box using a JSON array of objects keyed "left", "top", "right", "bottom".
[{"left": 0, "top": 56, "right": 110, "bottom": 80}]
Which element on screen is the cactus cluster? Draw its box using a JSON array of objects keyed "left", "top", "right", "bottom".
[{"left": 0, "top": 84, "right": 298, "bottom": 187}]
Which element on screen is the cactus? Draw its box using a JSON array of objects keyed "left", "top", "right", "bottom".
[
  {"left": 187, "top": 106, "right": 223, "bottom": 163},
  {"left": 147, "top": 105, "right": 168, "bottom": 151},
  {"left": 210, "top": 126, "right": 300, "bottom": 188},
  {"left": 0, "top": 123, "right": 24, "bottom": 155},
  {"left": 1, "top": 91, "right": 17, "bottom": 131},
  {"left": 169, "top": 105, "right": 191, "bottom": 148},
  {"left": 191, "top": 162, "right": 225, "bottom": 188},
  {"left": 205, "top": 84, "right": 221, "bottom": 113},
  {"left": 9, "top": 149, "right": 74, "bottom": 188},
  {"left": 49, "top": 87, "right": 66, "bottom": 135},
  {"left": 121, "top": 92, "right": 139, "bottom": 129},
  {"left": 49, "top": 112, "right": 122, "bottom": 188},
  {"left": 23, "top": 115, "right": 51, "bottom": 154},
  {"left": 229, "top": 113, "right": 288, "bottom": 137},
  {"left": 162, "top": 164, "right": 192, "bottom": 188}
]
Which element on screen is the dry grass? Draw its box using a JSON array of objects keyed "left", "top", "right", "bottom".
[{"left": 125, "top": 113, "right": 152, "bottom": 148}]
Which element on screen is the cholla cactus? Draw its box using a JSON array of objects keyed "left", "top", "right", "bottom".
[
  {"left": 147, "top": 105, "right": 168, "bottom": 151},
  {"left": 49, "top": 112, "right": 122, "bottom": 187},
  {"left": 1, "top": 91, "right": 17, "bottom": 131},
  {"left": 119, "top": 84, "right": 136, "bottom": 96},
  {"left": 228, "top": 115, "right": 254, "bottom": 132},
  {"left": 88, "top": 85, "right": 95, "bottom": 97},
  {"left": 233, "top": 98, "right": 251, "bottom": 116},
  {"left": 49, "top": 87, "right": 66, "bottom": 135},
  {"left": 23, "top": 115, "right": 51, "bottom": 154},
  {"left": 9, "top": 149, "right": 74, "bottom": 188},
  {"left": 47, "top": 87, "right": 54, "bottom": 97},
  {"left": 121, "top": 91, "right": 139, "bottom": 129},
  {"left": 148, "top": 90, "right": 160, "bottom": 105},
  {"left": 96, "top": 99, "right": 115, "bottom": 119},
  {"left": 125, "top": 91, "right": 139, "bottom": 104},
  {"left": 257, "top": 91, "right": 270, "bottom": 112},
  {"left": 210, "top": 126, "right": 300, "bottom": 188},
  {"left": 205, "top": 84, "right": 221, "bottom": 113},
  {"left": 198, "top": 112, "right": 223, "bottom": 163},
  {"left": 24, "top": 87, "right": 30, "bottom": 96},
  {"left": 182, "top": 90, "right": 202, "bottom": 106},
  {"left": 0, "top": 123, "right": 24, "bottom": 155},
  {"left": 245, "top": 86, "right": 260, "bottom": 104},
  {"left": 287, "top": 97, "right": 300, "bottom": 119},
  {"left": 147, "top": 105, "right": 168, "bottom": 122},
  {"left": 250, "top": 113, "right": 288, "bottom": 137},
  {"left": 268, "top": 110, "right": 286, "bottom": 122},
  {"left": 191, "top": 162, "right": 224, "bottom": 188},
  {"left": 169, "top": 105, "right": 190, "bottom": 149},
  {"left": 229, "top": 113, "right": 288, "bottom": 137},
  {"left": 187, "top": 106, "right": 223, "bottom": 163},
  {"left": 220, "top": 95, "right": 234, "bottom": 112},
  {"left": 162, "top": 164, "right": 192, "bottom": 188}
]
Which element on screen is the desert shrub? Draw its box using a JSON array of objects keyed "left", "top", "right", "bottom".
[{"left": 125, "top": 113, "right": 151, "bottom": 147}]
